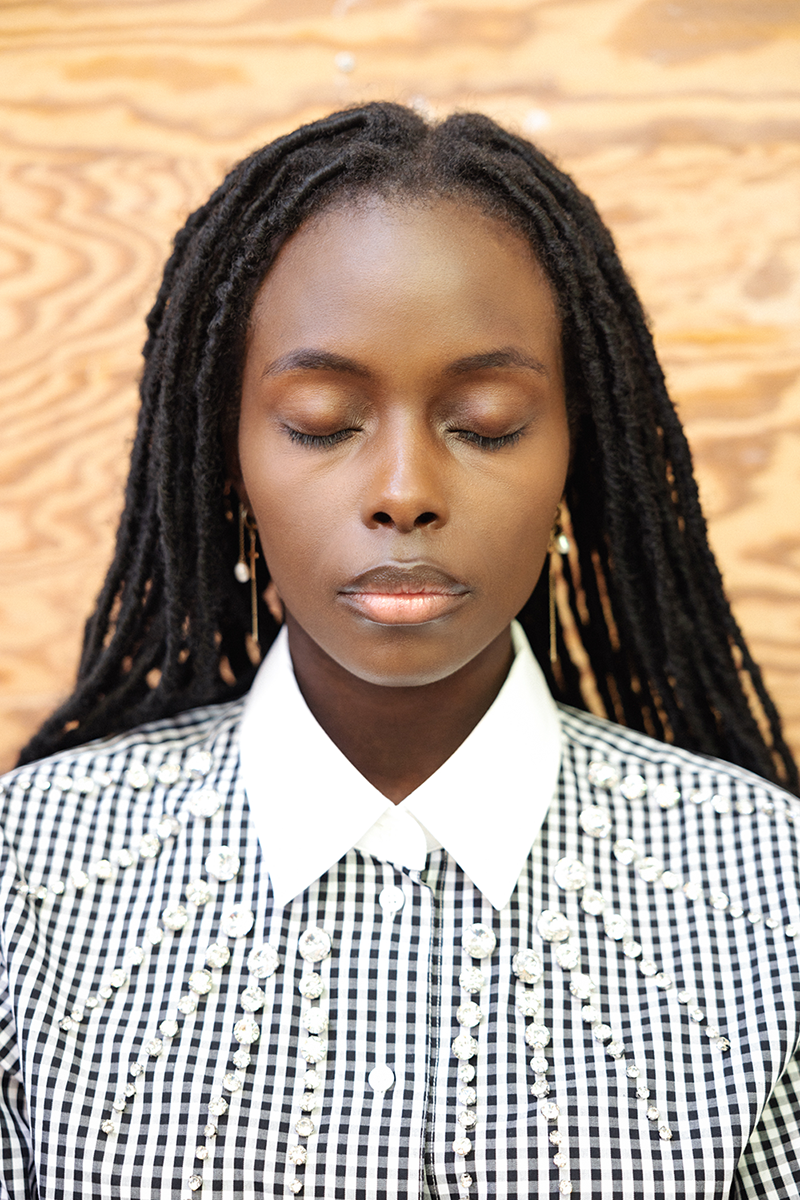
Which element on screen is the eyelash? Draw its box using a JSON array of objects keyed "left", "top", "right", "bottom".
[{"left": 286, "top": 427, "right": 524, "bottom": 450}]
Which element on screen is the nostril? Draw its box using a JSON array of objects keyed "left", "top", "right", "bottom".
[
  {"left": 373, "top": 511, "right": 392, "bottom": 525},
  {"left": 415, "top": 512, "right": 437, "bottom": 527}
]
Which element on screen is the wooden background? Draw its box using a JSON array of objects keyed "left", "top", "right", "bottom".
[{"left": 1, "top": 0, "right": 799, "bottom": 772}]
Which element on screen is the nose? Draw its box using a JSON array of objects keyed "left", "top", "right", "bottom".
[{"left": 360, "top": 420, "right": 449, "bottom": 533}]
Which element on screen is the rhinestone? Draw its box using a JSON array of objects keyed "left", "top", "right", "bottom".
[
  {"left": 636, "top": 1084, "right": 650, "bottom": 1099},
  {"left": 457, "top": 1003, "right": 483, "bottom": 1028},
  {"left": 101, "top": 1120, "right": 116, "bottom": 1135},
  {"left": 234, "top": 1015, "right": 260, "bottom": 1045},
  {"left": 653, "top": 784, "right": 680, "bottom": 809},
  {"left": 51, "top": 880, "right": 66, "bottom": 895},
  {"left": 569, "top": 974, "right": 596, "bottom": 1000},
  {"left": 288, "top": 1146, "right": 308, "bottom": 1165},
  {"left": 580, "top": 889, "right": 605, "bottom": 916},
  {"left": 178, "top": 994, "right": 199, "bottom": 1014},
  {"left": 709, "top": 891, "right": 729, "bottom": 911},
  {"left": 186, "top": 879, "right": 214, "bottom": 906},
  {"left": 516, "top": 991, "right": 540, "bottom": 1018},
  {"left": 736, "top": 798, "right": 755, "bottom": 815},
  {"left": 549, "top": 1130, "right": 562, "bottom": 1146},
  {"left": 162, "top": 905, "right": 190, "bottom": 931},
  {"left": 459, "top": 1086, "right": 477, "bottom": 1106},
  {"left": 127, "top": 946, "right": 146, "bottom": 966},
  {"left": 622, "top": 940, "right": 642, "bottom": 958},
  {"left": 300, "top": 1036, "right": 327, "bottom": 1063},
  {"left": 125, "top": 1083, "right": 137, "bottom": 1097},
  {"left": 139, "top": 835, "right": 161, "bottom": 860},
  {"left": 75, "top": 776, "right": 96, "bottom": 794},
  {"left": 540, "top": 1101, "right": 560, "bottom": 1120},
  {"left": 205, "top": 847, "right": 240, "bottom": 882},
  {"left": 298, "top": 973, "right": 324, "bottom": 999},
  {"left": 712, "top": 793, "right": 731, "bottom": 815},
  {"left": 682, "top": 881, "right": 703, "bottom": 901},
  {"left": 525, "top": 1023, "right": 551, "bottom": 1048},
  {"left": 639, "top": 960, "right": 658, "bottom": 977},
  {"left": 205, "top": 943, "right": 231, "bottom": 970},
  {"left": 581, "top": 1005, "right": 599, "bottom": 1024},
  {"left": 302, "top": 1009, "right": 329, "bottom": 1035},
  {"left": 647, "top": 1106, "right": 659, "bottom": 1121},
  {"left": 160, "top": 1019, "right": 179, "bottom": 1038},
  {"left": 109, "top": 968, "right": 128, "bottom": 989},
  {"left": 304, "top": 1070, "right": 322, "bottom": 1089},
  {"left": 460, "top": 1175, "right": 473, "bottom": 1189},
  {"left": 459, "top": 966, "right": 486, "bottom": 993},
  {"left": 612, "top": 839, "right": 638, "bottom": 866},
  {"left": 758, "top": 796, "right": 775, "bottom": 815},
  {"left": 290, "top": 1183, "right": 303, "bottom": 1195},
  {"left": 195, "top": 1146, "right": 209, "bottom": 1161},
  {"left": 222, "top": 1073, "right": 242, "bottom": 1092},
  {"left": 146, "top": 926, "right": 163, "bottom": 946},
  {"left": 458, "top": 1109, "right": 477, "bottom": 1128},
  {"left": 189, "top": 970, "right": 213, "bottom": 995},
  {"left": 511, "top": 950, "right": 543, "bottom": 984},
  {"left": 248, "top": 945, "right": 281, "bottom": 979},
  {"left": 559, "top": 1184, "right": 573, "bottom": 1195},
  {"left": 453, "top": 1136, "right": 472, "bottom": 1157},
  {"left": 187, "top": 1174, "right": 203, "bottom": 1191},
  {"left": 205, "top": 1123, "right": 217, "bottom": 1137},
  {"left": 72, "top": 870, "right": 90, "bottom": 890},
  {"left": 295, "top": 1117, "right": 315, "bottom": 1137},
  {"left": 748, "top": 911, "right": 762, "bottom": 924},
  {"left": 587, "top": 761, "right": 619, "bottom": 789},
  {"left": 112, "top": 1096, "right": 127, "bottom": 1112},
  {"left": 98, "top": 986, "right": 113, "bottom": 1000},
  {"left": 620, "top": 773, "right": 647, "bottom": 800},
  {"left": 690, "top": 1008, "right": 705, "bottom": 1023},
  {"left": 530, "top": 1054, "right": 549, "bottom": 1073},
  {"left": 458, "top": 1063, "right": 476, "bottom": 1082},
  {"left": 593, "top": 1024, "right": 613, "bottom": 1042},
  {"left": 706, "top": 1025, "right": 720, "bottom": 1039},
  {"left": 603, "top": 913, "right": 630, "bottom": 941},
  {"left": 579, "top": 806, "right": 612, "bottom": 838},
  {"left": 157, "top": 816, "right": 181, "bottom": 841},
  {"left": 786, "top": 924, "right": 799, "bottom": 938},
  {"left": 553, "top": 1152, "right": 568, "bottom": 1168},
  {"left": 233, "top": 1049, "right": 252, "bottom": 1069},
  {"left": 661, "top": 871, "right": 680, "bottom": 890},
  {"left": 33, "top": 885, "right": 48, "bottom": 902},
  {"left": 554, "top": 943, "right": 581, "bottom": 971},
  {"left": 530, "top": 1079, "right": 550, "bottom": 1098},
  {"left": 157, "top": 763, "right": 181, "bottom": 786},
  {"left": 537, "top": 910, "right": 573, "bottom": 943},
  {"left": 146, "top": 1038, "right": 164, "bottom": 1058},
  {"left": 659, "top": 1126, "right": 673, "bottom": 1140},
  {"left": 94, "top": 859, "right": 113, "bottom": 880},
  {"left": 221, "top": 907, "right": 255, "bottom": 939},
  {"left": 129, "top": 1062, "right": 145, "bottom": 1077},
  {"left": 765, "top": 916, "right": 780, "bottom": 929},
  {"left": 607, "top": 1040, "right": 625, "bottom": 1058},
  {"left": 452, "top": 1033, "right": 479, "bottom": 1060},
  {"left": 637, "top": 857, "right": 662, "bottom": 884},
  {"left": 241, "top": 986, "right": 266, "bottom": 1012},
  {"left": 690, "top": 788, "right": 712, "bottom": 806},
  {"left": 188, "top": 789, "right": 224, "bottom": 819},
  {"left": 716, "top": 1037, "right": 731, "bottom": 1051},
  {"left": 298, "top": 927, "right": 332, "bottom": 963},
  {"left": 553, "top": 857, "right": 588, "bottom": 892},
  {"left": 676, "top": 990, "right": 692, "bottom": 1004},
  {"left": 208, "top": 1096, "right": 229, "bottom": 1117},
  {"left": 626, "top": 1064, "right": 640, "bottom": 1078},
  {"left": 187, "top": 750, "right": 213, "bottom": 778},
  {"left": 654, "top": 973, "right": 673, "bottom": 989},
  {"left": 59, "top": 1017, "right": 74, "bottom": 1033},
  {"left": 461, "top": 923, "right": 496, "bottom": 959},
  {"left": 126, "top": 765, "right": 151, "bottom": 790}
]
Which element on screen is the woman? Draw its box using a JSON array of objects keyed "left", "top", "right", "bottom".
[{"left": 1, "top": 102, "right": 798, "bottom": 1199}]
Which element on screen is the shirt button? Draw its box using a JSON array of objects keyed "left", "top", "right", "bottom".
[
  {"left": 368, "top": 1064, "right": 395, "bottom": 1094},
  {"left": 378, "top": 886, "right": 405, "bottom": 916}
]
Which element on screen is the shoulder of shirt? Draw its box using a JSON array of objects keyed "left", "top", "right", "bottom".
[{"left": 556, "top": 701, "right": 798, "bottom": 807}]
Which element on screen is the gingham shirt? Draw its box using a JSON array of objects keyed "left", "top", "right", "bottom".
[{"left": 1, "top": 636, "right": 800, "bottom": 1198}]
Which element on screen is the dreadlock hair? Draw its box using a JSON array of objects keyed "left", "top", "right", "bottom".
[{"left": 19, "top": 101, "right": 798, "bottom": 792}]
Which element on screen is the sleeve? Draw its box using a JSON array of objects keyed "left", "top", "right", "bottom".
[
  {"left": 735, "top": 1049, "right": 800, "bottom": 1198},
  {"left": 0, "top": 828, "right": 36, "bottom": 1200}
]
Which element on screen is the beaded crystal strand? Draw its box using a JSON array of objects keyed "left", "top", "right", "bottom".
[{"left": 451, "top": 922, "right": 497, "bottom": 1196}]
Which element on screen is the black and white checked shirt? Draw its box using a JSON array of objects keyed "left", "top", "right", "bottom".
[{"left": 1, "top": 630, "right": 800, "bottom": 1198}]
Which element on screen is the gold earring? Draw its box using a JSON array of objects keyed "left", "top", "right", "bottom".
[
  {"left": 234, "top": 503, "right": 260, "bottom": 644},
  {"left": 549, "top": 513, "right": 570, "bottom": 664}
]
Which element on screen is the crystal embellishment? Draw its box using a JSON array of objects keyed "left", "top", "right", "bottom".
[
  {"left": 553, "top": 857, "right": 589, "bottom": 892},
  {"left": 587, "top": 761, "right": 619, "bottom": 790},
  {"left": 456, "top": 1003, "right": 483, "bottom": 1028},
  {"left": 187, "top": 789, "right": 224, "bottom": 819},
  {"left": 189, "top": 970, "right": 214, "bottom": 995},
  {"left": 138, "top": 835, "right": 161, "bottom": 860},
  {"left": 298, "top": 927, "right": 332, "bottom": 963},
  {"left": 462, "top": 924, "right": 496, "bottom": 959},
  {"left": 537, "top": 910, "right": 573, "bottom": 943},
  {"left": 186, "top": 878, "right": 214, "bottom": 906},
  {"left": 162, "top": 905, "right": 189, "bottom": 931},
  {"left": 511, "top": 950, "right": 543, "bottom": 984},
  {"left": 459, "top": 967, "right": 486, "bottom": 993},
  {"left": 248, "top": 944, "right": 281, "bottom": 978},
  {"left": 298, "top": 973, "right": 324, "bottom": 999},
  {"left": 240, "top": 986, "right": 266, "bottom": 1012},
  {"left": 579, "top": 806, "right": 613, "bottom": 838},
  {"left": 234, "top": 1016, "right": 260, "bottom": 1045},
  {"left": 612, "top": 839, "right": 638, "bottom": 866},
  {"left": 204, "top": 847, "right": 240, "bottom": 882},
  {"left": 186, "top": 750, "right": 213, "bottom": 777},
  {"left": 620, "top": 773, "right": 647, "bottom": 800},
  {"left": 221, "top": 906, "right": 255, "bottom": 939},
  {"left": 205, "top": 943, "right": 231, "bottom": 969},
  {"left": 452, "top": 1034, "right": 479, "bottom": 1060},
  {"left": 580, "top": 889, "right": 605, "bottom": 916}
]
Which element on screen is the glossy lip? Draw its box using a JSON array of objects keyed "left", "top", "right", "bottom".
[{"left": 338, "top": 563, "right": 470, "bottom": 625}]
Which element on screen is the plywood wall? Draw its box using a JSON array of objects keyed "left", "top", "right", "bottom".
[{"left": 1, "top": 0, "right": 798, "bottom": 771}]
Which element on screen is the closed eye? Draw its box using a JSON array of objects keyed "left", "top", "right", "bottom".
[
  {"left": 286, "top": 427, "right": 359, "bottom": 448},
  {"left": 451, "top": 428, "right": 524, "bottom": 450}
]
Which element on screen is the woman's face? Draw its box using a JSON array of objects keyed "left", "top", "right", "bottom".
[{"left": 235, "top": 196, "right": 570, "bottom": 687}]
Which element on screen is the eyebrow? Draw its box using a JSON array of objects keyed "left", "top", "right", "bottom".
[{"left": 260, "top": 345, "right": 549, "bottom": 380}]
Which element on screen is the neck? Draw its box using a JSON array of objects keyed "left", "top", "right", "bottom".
[{"left": 284, "top": 619, "right": 514, "bottom": 803}]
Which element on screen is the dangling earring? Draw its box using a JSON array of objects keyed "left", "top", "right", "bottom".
[
  {"left": 549, "top": 511, "right": 570, "bottom": 664},
  {"left": 233, "top": 503, "right": 260, "bottom": 645}
]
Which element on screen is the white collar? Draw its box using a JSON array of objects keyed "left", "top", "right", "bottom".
[{"left": 238, "top": 622, "right": 561, "bottom": 911}]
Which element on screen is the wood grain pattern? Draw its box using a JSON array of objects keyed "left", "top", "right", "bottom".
[{"left": 1, "top": 0, "right": 798, "bottom": 770}]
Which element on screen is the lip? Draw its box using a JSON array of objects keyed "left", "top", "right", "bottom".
[{"left": 338, "top": 563, "right": 470, "bottom": 625}]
